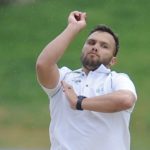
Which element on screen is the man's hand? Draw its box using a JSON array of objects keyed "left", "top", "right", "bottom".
[
  {"left": 68, "top": 11, "right": 87, "bottom": 32},
  {"left": 61, "top": 81, "right": 78, "bottom": 109}
]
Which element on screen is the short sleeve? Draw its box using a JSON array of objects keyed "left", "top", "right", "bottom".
[
  {"left": 112, "top": 73, "right": 137, "bottom": 100},
  {"left": 40, "top": 66, "right": 72, "bottom": 97}
]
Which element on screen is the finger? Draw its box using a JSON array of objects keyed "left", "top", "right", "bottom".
[
  {"left": 81, "top": 12, "right": 87, "bottom": 20},
  {"left": 61, "top": 81, "right": 72, "bottom": 90},
  {"left": 72, "top": 10, "right": 82, "bottom": 16},
  {"left": 61, "top": 81, "right": 66, "bottom": 91},
  {"left": 61, "top": 80, "right": 67, "bottom": 88},
  {"left": 72, "top": 11, "right": 84, "bottom": 21},
  {"left": 61, "top": 81, "right": 66, "bottom": 92}
]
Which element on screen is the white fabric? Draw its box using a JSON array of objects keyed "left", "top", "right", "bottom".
[{"left": 41, "top": 65, "right": 137, "bottom": 150}]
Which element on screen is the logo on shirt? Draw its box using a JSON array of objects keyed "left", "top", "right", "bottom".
[
  {"left": 72, "top": 79, "right": 81, "bottom": 84},
  {"left": 96, "top": 87, "right": 104, "bottom": 94}
]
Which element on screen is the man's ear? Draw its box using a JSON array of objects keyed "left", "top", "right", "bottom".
[{"left": 109, "top": 57, "right": 117, "bottom": 67}]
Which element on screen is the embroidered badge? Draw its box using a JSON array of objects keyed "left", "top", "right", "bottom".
[{"left": 96, "top": 87, "right": 104, "bottom": 94}]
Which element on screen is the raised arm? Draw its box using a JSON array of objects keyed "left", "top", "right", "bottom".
[{"left": 36, "top": 11, "right": 86, "bottom": 89}]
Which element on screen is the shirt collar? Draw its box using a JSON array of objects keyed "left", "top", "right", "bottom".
[
  {"left": 75, "top": 64, "right": 111, "bottom": 75},
  {"left": 94, "top": 64, "right": 111, "bottom": 74}
]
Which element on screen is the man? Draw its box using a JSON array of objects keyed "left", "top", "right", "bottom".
[{"left": 36, "top": 11, "right": 137, "bottom": 150}]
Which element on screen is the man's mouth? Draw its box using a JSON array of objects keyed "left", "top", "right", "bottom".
[{"left": 88, "top": 52, "right": 98, "bottom": 57}]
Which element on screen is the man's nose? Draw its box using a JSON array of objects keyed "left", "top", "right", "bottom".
[
  {"left": 91, "top": 43, "right": 99, "bottom": 52},
  {"left": 92, "top": 47, "right": 98, "bottom": 52}
]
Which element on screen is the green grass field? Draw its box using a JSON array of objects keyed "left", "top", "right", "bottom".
[{"left": 0, "top": 0, "right": 150, "bottom": 149}]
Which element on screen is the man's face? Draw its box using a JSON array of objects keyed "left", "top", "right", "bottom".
[{"left": 81, "top": 31, "right": 116, "bottom": 71}]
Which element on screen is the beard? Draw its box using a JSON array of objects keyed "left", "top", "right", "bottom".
[{"left": 80, "top": 53, "right": 112, "bottom": 71}]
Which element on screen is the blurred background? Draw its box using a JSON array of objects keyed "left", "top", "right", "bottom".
[{"left": 0, "top": 0, "right": 150, "bottom": 149}]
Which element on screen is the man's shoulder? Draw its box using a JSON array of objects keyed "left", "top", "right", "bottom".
[
  {"left": 59, "top": 66, "right": 81, "bottom": 73},
  {"left": 111, "top": 71, "right": 130, "bottom": 79},
  {"left": 111, "top": 71, "right": 135, "bottom": 86},
  {"left": 59, "top": 66, "right": 72, "bottom": 75},
  {"left": 60, "top": 66, "right": 72, "bottom": 72},
  {"left": 59, "top": 66, "right": 81, "bottom": 77}
]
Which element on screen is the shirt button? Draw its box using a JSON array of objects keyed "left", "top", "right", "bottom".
[{"left": 86, "top": 84, "right": 88, "bottom": 87}]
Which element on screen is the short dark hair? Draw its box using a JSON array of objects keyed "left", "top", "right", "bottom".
[{"left": 89, "top": 24, "right": 119, "bottom": 56}]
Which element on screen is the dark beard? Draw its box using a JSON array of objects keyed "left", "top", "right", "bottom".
[{"left": 80, "top": 54, "right": 102, "bottom": 71}]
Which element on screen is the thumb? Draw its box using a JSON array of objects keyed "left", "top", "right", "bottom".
[
  {"left": 61, "top": 81, "right": 66, "bottom": 88},
  {"left": 81, "top": 12, "right": 87, "bottom": 20},
  {"left": 61, "top": 81, "right": 72, "bottom": 90}
]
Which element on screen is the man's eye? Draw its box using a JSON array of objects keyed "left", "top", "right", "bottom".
[
  {"left": 102, "top": 44, "right": 108, "bottom": 48},
  {"left": 87, "top": 40, "right": 95, "bottom": 45}
]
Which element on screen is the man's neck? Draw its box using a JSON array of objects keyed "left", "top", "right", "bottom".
[
  {"left": 82, "top": 64, "right": 111, "bottom": 75},
  {"left": 82, "top": 67, "right": 90, "bottom": 75}
]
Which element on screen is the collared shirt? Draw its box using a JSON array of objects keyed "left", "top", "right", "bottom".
[{"left": 41, "top": 65, "right": 137, "bottom": 150}]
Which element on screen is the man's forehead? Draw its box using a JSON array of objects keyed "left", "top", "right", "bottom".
[{"left": 87, "top": 31, "right": 115, "bottom": 44}]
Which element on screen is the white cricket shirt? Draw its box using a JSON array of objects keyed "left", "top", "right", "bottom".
[{"left": 41, "top": 65, "right": 137, "bottom": 150}]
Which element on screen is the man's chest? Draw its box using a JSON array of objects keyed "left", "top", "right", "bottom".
[{"left": 64, "top": 73, "right": 110, "bottom": 97}]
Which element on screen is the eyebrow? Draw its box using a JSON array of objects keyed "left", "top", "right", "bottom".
[{"left": 87, "top": 38, "right": 110, "bottom": 45}]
